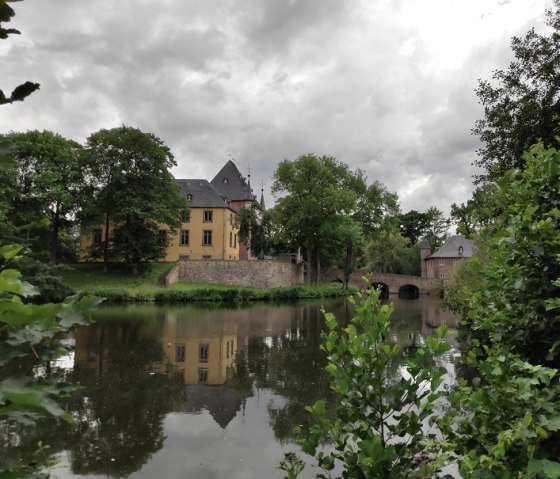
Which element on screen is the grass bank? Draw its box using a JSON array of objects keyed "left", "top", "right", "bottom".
[{"left": 61, "top": 263, "right": 355, "bottom": 303}]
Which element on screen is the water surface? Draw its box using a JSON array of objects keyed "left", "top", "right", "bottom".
[{"left": 7, "top": 296, "right": 461, "bottom": 479}]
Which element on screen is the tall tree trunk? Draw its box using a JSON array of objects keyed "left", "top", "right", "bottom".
[
  {"left": 103, "top": 214, "right": 110, "bottom": 273},
  {"left": 306, "top": 247, "right": 312, "bottom": 286},
  {"left": 49, "top": 209, "right": 59, "bottom": 265},
  {"left": 315, "top": 247, "right": 321, "bottom": 285}
]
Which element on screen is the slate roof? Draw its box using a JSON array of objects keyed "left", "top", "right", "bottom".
[
  {"left": 175, "top": 179, "right": 231, "bottom": 208},
  {"left": 427, "top": 234, "right": 474, "bottom": 259},
  {"left": 210, "top": 160, "right": 255, "bottom": 202}
]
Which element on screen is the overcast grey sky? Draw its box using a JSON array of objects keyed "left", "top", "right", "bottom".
[{"left": 0, "top": 0, "right": 552, "bottom": 215}]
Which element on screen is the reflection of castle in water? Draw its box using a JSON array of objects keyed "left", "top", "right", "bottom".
[
  {"left": 73, "top": 300, "right": 460, "bottom": 429},
  {"left": 74, "top": 304, "right": 318, "bottom": 429}
]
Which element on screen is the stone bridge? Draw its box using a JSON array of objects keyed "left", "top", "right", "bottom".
[{"left": 322, "top": 270, "right": 442, "bottom": 296}]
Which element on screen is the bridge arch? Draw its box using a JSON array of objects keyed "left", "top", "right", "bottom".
[
  {"left": 371, "top": 282, "right": 389, "bottom": 299},
  {"left": 321, "top": 269, "right": 442, "bottom": 296},
  {"left": 398, "top": 284, "right": 420, "bottom": 299}
]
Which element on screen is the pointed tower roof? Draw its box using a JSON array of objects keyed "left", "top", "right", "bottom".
[
  {"left": 210, "top": 160, "right": 254, "bottom": 202},
  {"left": 260, "top": 181, "right": 266, "bottom": 211}
]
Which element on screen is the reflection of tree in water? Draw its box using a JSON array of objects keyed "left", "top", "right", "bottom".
[
  {"left": 247, "top": 304, "right": 339, "bottom": 443},
  {"left": 65, "top": 319, "right": 184, "bottom": 477}
]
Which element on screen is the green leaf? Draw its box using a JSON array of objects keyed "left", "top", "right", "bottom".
[{"left": 526, "top": 459, "right": 560, "bottom": 479}]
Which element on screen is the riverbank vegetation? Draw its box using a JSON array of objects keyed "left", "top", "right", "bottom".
[{"left": 60, "top": 263, "right": 354, "bottom": 303}]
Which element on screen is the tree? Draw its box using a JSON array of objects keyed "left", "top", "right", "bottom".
[
  {"left": 367, "top": 230, "right": 412, "bottom": 274},
  {"left": 237, "top": 203, "right": 272, "bottom": 259},
  {"left": 82, "top": 126, "right": 187, "bottom": 273},
  {"left": 0, "top": 0, "right": 40, "bottom": 105},
  {"left": 353, "top": 178, "right": 400, "bottom": 238},
  {"left": 328, "top": 218, "right": 366, "bottom": 287},
  {"left": 399, "top": 207, "right": 449, "bottom": 248},
  {"left": 2, "top": 131, "right": 83, "bottom": 263},
  {"left": 272, "top": 154, "right": 360, "bottom": 285},
  {"left": 473, "top": 1, "right": 560, "bottom": 184},
  {"left": 446, "top": 142, "right": 560, "bottom": 476},
  {"left": 422, "top": 206, "right": 449, "bottom": 249}
]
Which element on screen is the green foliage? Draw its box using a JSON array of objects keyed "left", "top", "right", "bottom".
[
  {"left": 473, "top": 0, "right": 560, "bottom": 184},
  {"left": 298, "top": 287, "right": 452, "bottom": 478},
  {"left": 82, "top": 126, "right": 188, "bottom": 272},
  {"left": 367, "top": 230, "right": 420, "bottom": 275},
  {"left": 0, "top": 244, "right": 102, "bottom": 477},
  {"left": 447, "top": 143, "right": 560, "bottom": 476},
  {"left": 238, "top": 203, "right": 272, "bottom": 258},
  {"left": 449, "top": 346, "right": 560, "bottom": 478},
  {"left": 272, "top": 154, "right": 398, "bottom": 284},
  {"left": 399, "top": 207, "right": 450, "bottom": 249},
  {"left": 0, "top": 0, "right": 40, "bottom": 105},
  {"left": 0, "top": 130, "right": 83, "bottom": 263},
  {"left": 279, "top": 452, "right": 305, "bottom": 479}
]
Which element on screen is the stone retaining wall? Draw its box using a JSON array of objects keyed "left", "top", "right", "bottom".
[{"left": 169, "top": 260, "right": 304, "bottom": 288}]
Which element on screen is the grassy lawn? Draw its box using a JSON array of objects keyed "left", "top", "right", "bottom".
[{"left": 61, "top": 263, "right": 174, "bottom": 293}]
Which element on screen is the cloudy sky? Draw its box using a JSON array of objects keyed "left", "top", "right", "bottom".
[{"left": 0, "top": 0, "right": 552, "bottom": 214}]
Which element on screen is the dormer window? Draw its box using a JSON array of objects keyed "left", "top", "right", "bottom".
[
  {"left": 187, "top": 193, "right": 193, "bottom": 201},
  {"left": 458, "top": 246, "right": 464, "bottom": 255},
  {"left": 223, "top": 178, "right": 229, "bottom": 184}
]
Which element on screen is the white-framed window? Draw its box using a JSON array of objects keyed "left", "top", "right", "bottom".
[
  {"left": 180, "top": 230, "right": 189, "bottom": 246},
  {"left": 203, "top": 230, "right": 212, "bottom": 245},
  {"left": 198, "top": 368, "right": 208, "bottom": 382},
  {"left": 181, "top": 210, "right": 190, "bottom": 222},
  {"left": 203, "top": 210, "right": 213, "bottom": 222},
  {"left": 439, "top": 258, "right": 445, "bottom": 265},
  {"left": 440, "top": 273, "right": 445, "bottom": 280}
]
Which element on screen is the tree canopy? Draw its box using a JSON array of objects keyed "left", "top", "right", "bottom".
[
  {"left": 82, "top": 126, "right": 187, "bottom": 273},
  {"left": 271, "top": 154, "right": 398, "bottom": 285},
  {"left": 1, "top": 130, "right": 83, "bottom": 263},
  {"left": 473, "top": 0, "right": 560, "bottom": 183}
]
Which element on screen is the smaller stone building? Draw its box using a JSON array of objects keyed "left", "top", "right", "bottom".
[{"left": 421, "top": 234, "right": 473, "bottom": 282}]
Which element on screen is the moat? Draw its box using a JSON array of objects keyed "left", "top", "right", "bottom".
[{"left": 6, "top": 296, "right": 461, "bottom": 479}]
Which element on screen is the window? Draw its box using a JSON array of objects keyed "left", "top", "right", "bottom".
[
  {"left": 181, "top": 210, "right": 190, "bottom": 222},
  {"left": 223, "top": 177, "right": 229, "bottom": 184},
  {"left": 92, "top": 229, "right": 102, "bottom": 245},
  {"left": 176, "top": 343, "right": 185, "bottom": 362},
  {"left": 440, "top": 273, "right": 445, "bottom": 280},
  {"left": 203, "top": 210, "right": 213, "bottom": 222},
  {"left": 203, "top": 230, "right": 212, "bottom": 245},
  {"left": 179, "top": 255, "right": 189, "bottom": 260},
  {"left": 229, "top": 231, "right": 232, "bottom": 247},
  {"left": 180, "top": 230, "right": 189, "bottom": 246},
  {"left": 187, "top": 193, "right": 193, "bottom": 201},
  {"left": 158, "top": 229, "right": 167, "bottom": 244},
  {"left": 458, "top": 245, "right": 464, "bottom": 254},
  {"left": 199, "top": 344, "right": 209, "bottom": 363},
  {"left": 439, "top": 258, "right": 445, "bottom": 265},
  {"left": 198, "top": 368, "right": 208, "bottom": 382},
  {"left": 202, "top": 255, "right": 212, "bottom": 259},
  {"left": 234, "top": 234, "right": 237, "bottom": 248}
]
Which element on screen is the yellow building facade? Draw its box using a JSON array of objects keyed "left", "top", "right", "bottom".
[{"left": 79, "top": 178, "right": 241, "bottom": 262}]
